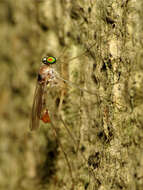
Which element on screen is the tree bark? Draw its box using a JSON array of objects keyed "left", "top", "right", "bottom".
[{"left": 0, "top": 0, "right": 143, "bottom": 190}]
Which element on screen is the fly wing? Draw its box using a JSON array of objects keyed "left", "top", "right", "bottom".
[{"left": 30, "top": 82, "right": 44, "bottom": 130}]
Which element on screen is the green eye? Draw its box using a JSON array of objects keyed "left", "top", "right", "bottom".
[{"left": 47, "top": 56, "right": 56, "bottom": 64}]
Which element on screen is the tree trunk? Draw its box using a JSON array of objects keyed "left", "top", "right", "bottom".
[{"left": 0, "top": 0, "right": 143, "bottom": 190}]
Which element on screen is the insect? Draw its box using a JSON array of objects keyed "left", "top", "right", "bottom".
[
  {"left": 30, "top": 43, "right": 97, "bottom": 131},
  {"left": 30, "top": 56, "right": 60, "bottom": 130},
  {"left": 29, "top": 44, "right": 98, "bottom": 189}
]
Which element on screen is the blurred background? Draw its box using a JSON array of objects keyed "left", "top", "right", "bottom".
[
  {"left": 1, "top": 0, "right": 143, "bottom": 190},
  {"left": 0, "top": 0, "right": 96, "bottom": 189}
]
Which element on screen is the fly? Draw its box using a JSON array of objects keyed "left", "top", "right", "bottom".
[
  {"left": 30, "top": 56, "right": 58, "bottom": 130},
  {"left": 30, "top": 43, "right": 97, "bottom": 130},
  {"left": 29, "top": 44, "right": 98, "bottom": 190}
]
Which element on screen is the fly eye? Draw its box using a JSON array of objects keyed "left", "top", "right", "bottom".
[
  {"left": 42, "top": 57, "right": 48, "bottom": 65},
  {"left": 47, "top": 56, "right": 56, "bottom": 64}
]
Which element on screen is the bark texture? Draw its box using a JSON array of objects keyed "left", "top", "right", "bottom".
[{"left": 0, "top": 0, "right": 143, "bottom": 190}]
